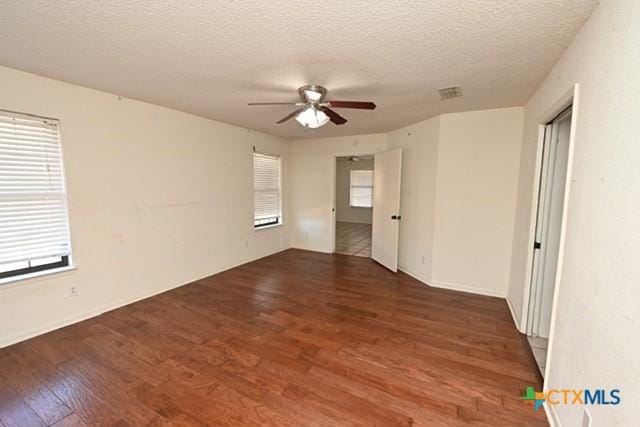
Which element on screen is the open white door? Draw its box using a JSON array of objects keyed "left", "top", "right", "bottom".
[{"left": 371, "top": 149, "right": 402, "bottom": 272}]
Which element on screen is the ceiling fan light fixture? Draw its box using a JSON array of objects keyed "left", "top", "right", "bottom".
[
  {"left": 249, "top": 85, "right": 375, "bottom": 127},
  {"left": 295, "top": 106, "right": 330, "bottom": 129}
]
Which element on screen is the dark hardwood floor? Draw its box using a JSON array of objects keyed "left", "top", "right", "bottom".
[{"left": 0, "top": 249, "right": 546, "bottom": 426}]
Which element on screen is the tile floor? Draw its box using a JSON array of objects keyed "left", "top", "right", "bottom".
[
  {"left": 335, "top": 221, "right": 372, "bottom": 257},
  {"left": 527, "top": 335, "right": 549, "bottom": 376}
]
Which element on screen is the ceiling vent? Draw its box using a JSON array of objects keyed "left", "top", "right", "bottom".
[{"left": 438, "top": 86, "right": 462, "bottom": 100}]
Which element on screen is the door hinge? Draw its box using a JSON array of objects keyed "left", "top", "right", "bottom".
[{"left": 534, "top": 241, "right": 541, "bottom": 249}]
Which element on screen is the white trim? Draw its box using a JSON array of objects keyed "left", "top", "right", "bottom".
[
  {"left": 398, "top": 267, "right": 506, "bottom": 298},
  {"left": 0, "top": 298, "right": 125, "bottom": 349},
  {"left": 543, "top": 85, "right": 580, "bottom": 390},
  {"left": 520, "top": 84, "right": 579, "bottom": 333},
  {"left": 0, "top": 247, "right": 289, "bottom": 349},
  {"left": 506, "top": 296, "right": 524, "bottom": 332},
  {"left": 543, "top": 401, "right": 561, "bottom": 427},
  {"left": 290, "top": 246, "right": 334, "bottom": 255},
  {"left": 398, "top": 266, "right": 431, "bottom": 285},
  {"left": 429, "top": 279, "right": 506, "bottom": 298},
  {"left": 0, "top": 265, "right": 77, "bottom": 287},
  {"left": 291, "top": 244, "right": 333, "bottom": 254}
]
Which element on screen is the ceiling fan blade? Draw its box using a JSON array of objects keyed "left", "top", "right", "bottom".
[
  {"left": 326, "top": 101, "right": 376, "bottom": 110},
  {"left": 276, "top": 108, "right": 305, "bottom": 124},
  {"left": 248, "top": 102, "right": 301, "bottom": 106},
  {"left": 322, "top": 108, "right": 347, "bottom": 125}
]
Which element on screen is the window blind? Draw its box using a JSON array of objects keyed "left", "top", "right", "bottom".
[
  {"left": 253, "top": 152, "right": 281, "bottom": 227},
  {"left": 0, "top": 111, "right": 72, "bottom": 270},
  {"left": 350, "top": 170, "right": 374, "bottom": 208}
]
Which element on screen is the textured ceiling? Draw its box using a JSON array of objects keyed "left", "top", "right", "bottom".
[{"left": 0, "top": 1, "right": 598, "bottom": 139}]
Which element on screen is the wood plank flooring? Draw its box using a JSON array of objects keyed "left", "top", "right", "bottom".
[
  {"left": 0, "top": 249, "right": 546, "bottom": 426},
  {"left": 335, "top": 221, "right": 372, "bottom": 257}
]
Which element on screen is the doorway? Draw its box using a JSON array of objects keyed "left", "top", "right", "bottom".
[
  {"left": 334, "top": 156, "right": 374, "bottom": 257},
  {"left": 526, "top": 106, "right": 573, "bottom": 375}
]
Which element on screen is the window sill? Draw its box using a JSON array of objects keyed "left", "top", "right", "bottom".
[
  {"left": 254, "top": 222, "right": 283, "bottom": 231},
  {"left": 0, "top": 265, "right": 77, "bottom": 287}
]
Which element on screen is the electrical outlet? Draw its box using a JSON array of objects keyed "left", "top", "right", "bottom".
[
  {"left": 582, "top": 408, "right": 592, "bottom": 427},
  {"left": 244, "top": 240, "right": 249, "bottom": 249},
  {"left": 421, "top": 255, "right": 425, "bottom": 265},
  {"left": 69, "top": 285, "right": 78, "bottom": 297}
]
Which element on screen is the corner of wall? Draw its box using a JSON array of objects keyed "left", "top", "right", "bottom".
[
  {"left": 506, "top": 295, "right": 523, "bottom": 332},
  {"left": 398, "top": 266, "right": 432, "bottom": 288}
]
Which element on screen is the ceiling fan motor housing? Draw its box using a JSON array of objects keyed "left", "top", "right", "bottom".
[{"left": 299, "top": 85, "right": 327, "bottom": 104}]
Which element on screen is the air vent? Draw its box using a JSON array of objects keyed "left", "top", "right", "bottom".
[{"left": 438, "top": 86, "right": 462, "bottom": 100}]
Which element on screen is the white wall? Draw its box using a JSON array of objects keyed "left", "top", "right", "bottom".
[
  {"left": 386, "top": 108, "right": 523, "bottom": 297},
  {"left": 507, "top": 1, "right": 640, "bottom": 425},
  {"left": 431, "top": 108, "right": 523, "bottom": 297},
  {"left": 0, "top": 66, "right": 291, "bottom": 348},
  {"left": 290, "top": 134, "right": 388, "bottom": 252},
  {"left": 335, "top": 157, "right": 373, "bottom": 224}
]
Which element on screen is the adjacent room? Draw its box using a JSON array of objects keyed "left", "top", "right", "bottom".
[
  {"left": 334, "top": 156, "right": 374, "bottom": 257},
  {"left": 1, "top": 1, "right": 638, "bottom": 426}
]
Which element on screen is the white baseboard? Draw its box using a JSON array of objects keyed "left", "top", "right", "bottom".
[
  {"left": 290, "top": 244, "right": 333, "bottom": 254},
  {"left": 398, "top": 267, "right": 506, "bottom": 298},
  {"left": 397, "top": 267, "right": 431, "bottom": 286},
  {"left": 544, "top": 402, "right": 560, "bottom": 427},
  {"left": 0, "top": 301, "right": 121, "bottom": 349},
  {"left": 0, "top": 247, "right": 290, "bottom": 349},
  {"left": 506, "top": 296, "right": 524, "bottom": 332},
  {"left": 429, "top": 279, "right": 506, "bottom": 298}
]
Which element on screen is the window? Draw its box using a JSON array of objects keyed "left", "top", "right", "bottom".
[
  {"left": 253, "top": 152, "right": 282, "bottom": 228},
  {"left": 0, "top": 111, "right": 72, "bottom": 280},
  {"left": 350, "top": 170, "right": 374, "bottom": 208}
]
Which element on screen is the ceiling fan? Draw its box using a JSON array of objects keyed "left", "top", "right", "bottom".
[{"left": 248, "top": 85, "right": 376, "bottom": 129}]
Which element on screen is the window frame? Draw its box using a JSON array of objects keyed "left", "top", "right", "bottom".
[
  {"left": 253, "top": 151, "right": 283, "bottom": 229},
  {"left": 0, "top": 256, "right": 70, "bottom": 280},
  {"left": 349, "top": 169, "right": 374, "bottom": 208},
  {"left": 0, "top": 109, "right": 74, "bottom": 282}
]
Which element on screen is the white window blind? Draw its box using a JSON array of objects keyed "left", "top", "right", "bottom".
[
  {"left": 0, "top": 111, "right": 72, "bottom": 277},
  {"left": 253, "top": 152, "right": 282, "bottom": 227},
  {"left": 350, "top": 170, "right": 374, "bottom": 208}
]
